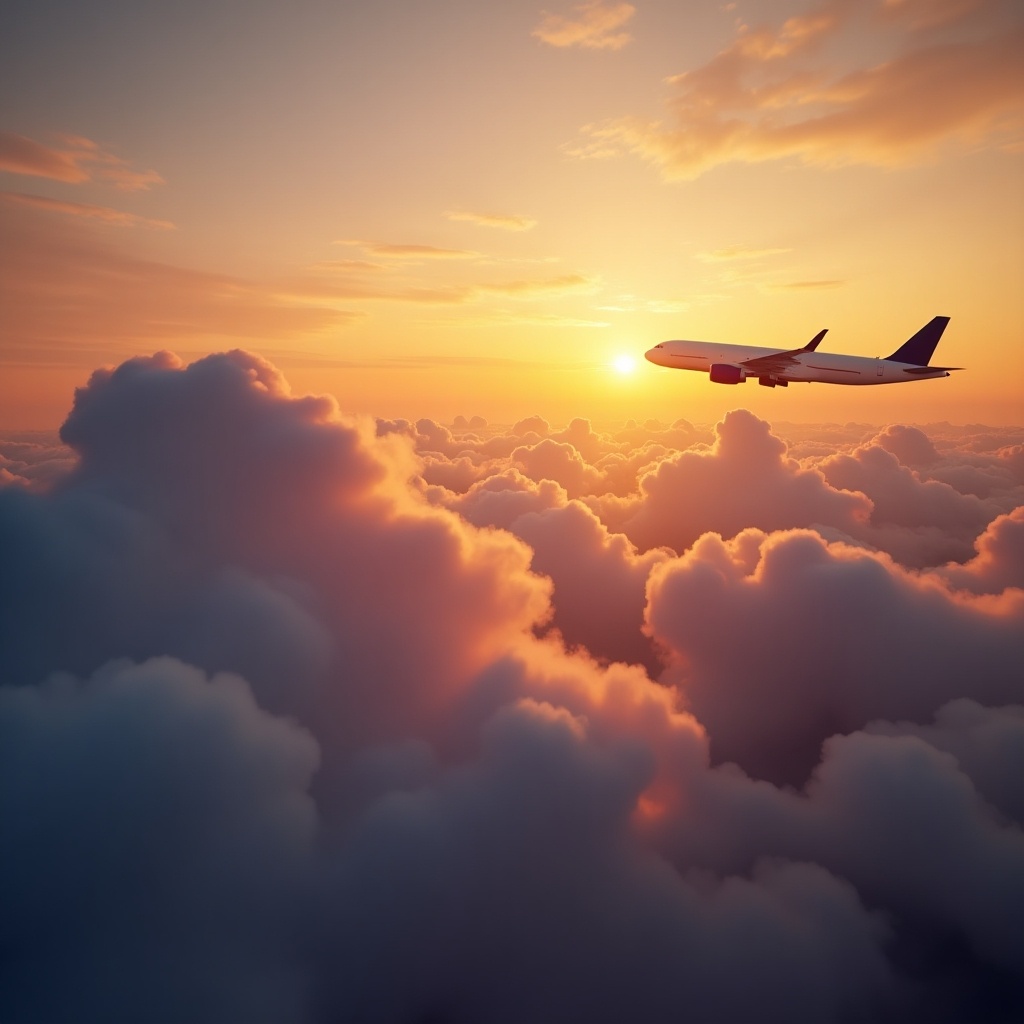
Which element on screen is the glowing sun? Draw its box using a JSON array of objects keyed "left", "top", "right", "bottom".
[{"left": 612, "top": 354, "right": 637, "bottom": 375}]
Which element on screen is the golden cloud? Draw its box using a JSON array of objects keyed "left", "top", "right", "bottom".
[
  {"left": 533, "top": 1, "right": 637, "bottom": 51},
  {"left": 0, "top": 132, "right": 163, "bottom": 191},
  {"left": 444, "top": 210, "right": 538, "bottom": 232},
  {"left": 1, "top": 192, "right": 175, "bottom": 230},
  {"left": 569, "top": 1, "right": 1024, "bottom": 178},
  {"left": 337, "top": 240, "right": 483, "bottom": 260}
]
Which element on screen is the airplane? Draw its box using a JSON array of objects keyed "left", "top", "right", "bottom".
[{"left": 645, "top": 316, "right": 960, "bottom": 387}]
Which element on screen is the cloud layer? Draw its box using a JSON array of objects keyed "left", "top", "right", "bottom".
[{"left": 1, "top": 352, "right": 1022, "bottom": 1022}]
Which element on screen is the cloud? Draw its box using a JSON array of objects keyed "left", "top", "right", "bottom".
[
  {"left": 765, "top": 278, "right": 846, "bottom": 290},
  {"left": 0, "top": 132, "right": 90, "bottom": 183},
  {"left": 510, "top": 501, "right": 671, "bottom": 668},
  {"left": 284, "top": 258, "right": 599, "bottom": 308},
  {"left": 1, "top": 191, "right": 175, "bottom": 230},
  {"left": 2, "top": 358, "right": 1022, "bottom": 1021},
  {"left": 817, "top": 431, "right": 997, "bottom": 564},
  {"left": 0, "top": 656, "right": 319, "bottom": 1023},
  {"left": 0, "top": 432, "right": 75, "bottom": 488},
  {"left": 0, "top": 132, "right": 163, "bottom": 190},
  {"left": 935, "top": 506, "right": 1024, "bottom": 594},
  {"left": 568, "top": 0, "right": 1024, "bottom": 179},
  {"left": 696, "top": 245, "right": 792, "bottom": 262},
  {"left": 338, "top": 240, "right": 482, "bottom": 260},
  {"left": 0, "top": 204, "right": 360, "bottom": 365},
  {"left": 645, "top": 527, "right": 1024, "bottom": 784},
  {"left": 533, "top": 1, "right": 637, "bottom": 51},
  {"left": 445, "top": 210, "right": 538, "bottom": 231},
  {"left": 620, "top": 409, "right": 872, "bottom": 553}
]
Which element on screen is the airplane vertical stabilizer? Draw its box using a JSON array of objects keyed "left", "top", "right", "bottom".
[{"left": 885, "top": 316, "right": 950, "bottom": 365}]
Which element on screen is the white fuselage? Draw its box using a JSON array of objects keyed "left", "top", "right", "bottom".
[{"left": 645, "top": 340, "right": 951, "bottom": 386}]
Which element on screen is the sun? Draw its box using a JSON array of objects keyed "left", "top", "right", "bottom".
[{"left": 612, "top": 354, "right": 637, "bottom": 375}]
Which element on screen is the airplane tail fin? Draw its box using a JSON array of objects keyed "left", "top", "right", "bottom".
[{"left": 885, "top": 316, "right": 950, "bottom": 365}]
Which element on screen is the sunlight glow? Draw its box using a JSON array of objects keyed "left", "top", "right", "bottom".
[{"left": 612, "top": 354, "right": 637, "bottom": 375}]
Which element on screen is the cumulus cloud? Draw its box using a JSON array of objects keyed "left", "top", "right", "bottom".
[
  {"left": 935, "top": 506, "right": 1024, "bottom": 593},
  {"left": 2, "top": 353, "right": 1022, "bottom": 1022},
  {"left": 620, "top": 409, "right": 872, "bottom": 553},
  {"left": 510, "top": 500, "right": 670, "bottom": 668},
  {"left": 568, "top": 0, "right": 1024, "bottom": 179},
  {"left": 0, "top": 657, "right": 319, "bottom": 1023},
  {"left": 645, "top": 527, "right": 1024, "bottom": 784},
  {"left": 533, "top": 1, "right": 637, "bottom": 51},
  {"left": 0, "top": 432, "right": 75, "bottom": 488}
]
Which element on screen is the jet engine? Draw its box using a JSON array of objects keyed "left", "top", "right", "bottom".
[{"left": 709, "top": 363, "right": 745, "bottom": 385}]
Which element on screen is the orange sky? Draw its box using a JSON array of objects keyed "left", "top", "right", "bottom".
[{"left": 1, "top": 0, "right": 1022, "bottom": 427}]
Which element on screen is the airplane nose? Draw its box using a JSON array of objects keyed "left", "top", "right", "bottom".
[{"left": 644, "top": 348, "right": 659, "bottom": 364}]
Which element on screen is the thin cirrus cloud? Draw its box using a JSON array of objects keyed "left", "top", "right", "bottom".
[
  {"left": 0, "top": 131, "right": 163, "bottom": 191},
  {"left": 764, "top": 278, "right": 846, "bottom": 291},
  {"left": 284, "top": 269, "right": 599, "bottom": 306},
  {"left": 566, "top": 0, "right": 1024, "bottom": 179},
  {"left": 1, "top": 191, "right": 175, "bottom": 230},
  {"left": 696, "top": 245, "right": 792, "bottom": 262},
  {"left": 444, "top": 210, "right": 538, "bottom": 232},
  {"left": 532, "top": 0, "right": 637, "bottom": 51},
  {"left": 0, "top": 204, "right": 357, "bottom": 366},
  {"left": 337, "top": 240, "right": 483, "bottom": 261}
]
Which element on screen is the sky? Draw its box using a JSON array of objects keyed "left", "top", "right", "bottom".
[
  {"left": 2, "top": 4, "right": 1024, "bottom": 1022},
  {"left": 2, "top": 0, "right": 1022, "bottom": 426}
]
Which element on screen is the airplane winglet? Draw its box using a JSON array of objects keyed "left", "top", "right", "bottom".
[{"left": 803, "top": 329, "right": 827, "bottom": 352}]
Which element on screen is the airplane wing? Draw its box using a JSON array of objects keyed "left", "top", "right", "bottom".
[
  {"left": 737, "top": 330, "right": 827, "bottom": 376},
  {"left": 738, "top": 349, "right": 806, "bottom": 374}
]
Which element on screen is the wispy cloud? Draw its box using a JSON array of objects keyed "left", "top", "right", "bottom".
[
  {"left": 309, "top": 259, "right": 387, "bottom": 273},
  {"left": 567, "top": 0, "right": 1024, "bottom": 179},
  {"left": 0, "top": 133, "right": 89, "bottom": 184},
  {"left": 445, "top": 210, "right": 538, "bottom": 232},
  {"left": 598, "top": 296, "right": 690, "bottom": 313},
  {"left": 419, "top": 311, "right": 610, "bottom": 329},
  {"left": 0, "top": 132, "right": 164, "bottom": 191},
  {"left": 765, "top": 278, "right": 846, "bottom": 291},
  {"left": 696, "top": 245, "right": 792, "bottom": 262},
  {"left": 278, "top": 268, "right": 600, "bottom": 309},
  {"left": 1, "top": 192, "right": 175, "bottom": 230},
  {"left": 533, "top": 1, "right": 637, "bottom": 51},
  {"left": 0, "top": 204, "right": 358, "bottom": 366},
  {"left": 337, "top": 240, "right": 483, "bottom": 260},
  {"left": 480, "top": 273, "right": 596, "bottom": 298}
]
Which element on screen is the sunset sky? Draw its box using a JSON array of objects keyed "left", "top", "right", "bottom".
[
  {"left": 2, "top": 0, "right": 1022, "bottom": 426},
  {"left": 3, "top": 6, "right": 1024, "bottom": 1019}
]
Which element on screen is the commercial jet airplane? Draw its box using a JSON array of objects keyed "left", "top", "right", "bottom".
[{"left": 645, "top": 316, "right": 960, "bottom": 388}]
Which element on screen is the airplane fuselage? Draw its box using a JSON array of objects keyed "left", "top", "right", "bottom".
[{"left": 645, "top": 337, "right": 954, "bottom": 387}]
